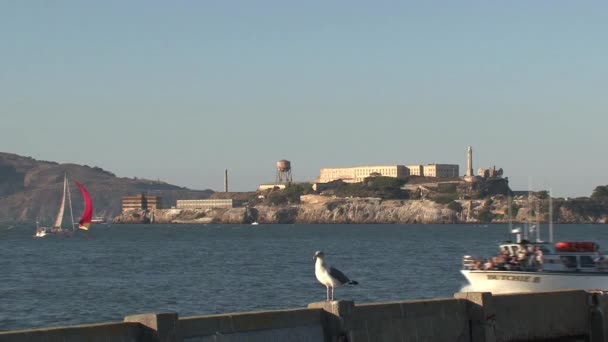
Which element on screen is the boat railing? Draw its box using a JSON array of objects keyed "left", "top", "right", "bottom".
[
  {"left": 463, "top": 254, "right": 545, "bottom": 272},
  {"left": 462, "top": 256, "right": 484, "bottom": 270}
]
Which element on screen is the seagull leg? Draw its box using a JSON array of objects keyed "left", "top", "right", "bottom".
[
  {"left": 326, "top": 286, "right": 330, "bottom": 301},
  {"left": 331, "top": 287, "right": 334, "bottom": 301}
]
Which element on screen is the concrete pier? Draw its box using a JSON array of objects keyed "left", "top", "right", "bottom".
[{"left": 1, "top": 290, "right": 606, "bottom": 341}]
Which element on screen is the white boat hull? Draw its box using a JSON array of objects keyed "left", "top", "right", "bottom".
[
  {"left": 461, "top": 270, "right": 608, "bottom": 293},
  {"left": 33, "top": 228, "right": 73, "bottom": 238}
]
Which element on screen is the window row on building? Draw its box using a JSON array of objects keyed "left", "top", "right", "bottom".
[
  {"left": 175, "top": 199, "right": 243, "bottom": 209},
  {"left": 121, "top": 194, "right": 162, "bottom": 212},
  {"left": 317, "top": 164, "right": 459, "bottom": 183},
  {"left": 421, "top": 164, "right": 460, "bottom": 178},
  {"left": 318, "top": 165, "right": 409, "bottom": 183}
]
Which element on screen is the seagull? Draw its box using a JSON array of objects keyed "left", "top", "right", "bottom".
[{"left": 314, "top": 251, "right": 358, "bottom": 301}]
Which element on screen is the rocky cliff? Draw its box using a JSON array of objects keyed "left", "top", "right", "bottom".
[{"left": 114, "top": 194, "right": 608, "bottom": 224}]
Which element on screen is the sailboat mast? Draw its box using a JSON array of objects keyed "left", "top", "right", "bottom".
[
  {"left": 508, "top": 196, "right": 512, "bottom": 234},
  {"left": 524, "top": 195, "right": 529, "bottom": 240},
  {"left": 536, "top": 201, "right": 541, "bottom": 242},
  {"left": 67, "top": 175, "right": 76, "bottom": 232}
]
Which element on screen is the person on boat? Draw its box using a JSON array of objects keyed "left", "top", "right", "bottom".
[
  {"left": 517, "top": 244, "right": 528, "bottom": 262},
  {"left": 527, "top": 245, "right": 536, "bottom": 264},
  {"left": 483, "top": 259, "right": 494, "bottom": 270},
  {"left": 473, "top": 260, "right": 483, "bottom": 270},
  {"left": 534, "top": 246, "right": 544, "bottom": 271},
  {"left": 506, "top": 255, "right": 521, "bottom": 271},
  {"left": 490, "top": 256, "right": 504, "bottom": 270}
]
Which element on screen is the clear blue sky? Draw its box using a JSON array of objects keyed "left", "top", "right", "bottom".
[{"left": 1, "top": 1, "right": 606, "bottom": 197}]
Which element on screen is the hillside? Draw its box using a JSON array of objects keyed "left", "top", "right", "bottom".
[{"left": 0, "top": 152, "right": 214, "bottom": 223}]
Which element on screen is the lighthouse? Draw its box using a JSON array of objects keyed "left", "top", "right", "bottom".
[{"left": 466, "top": 146, "right": 473, "bottom": 177}]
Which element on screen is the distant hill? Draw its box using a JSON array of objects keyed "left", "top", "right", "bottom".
[{"left": 0, "top": 152, "right": 214, "bottom": 223}]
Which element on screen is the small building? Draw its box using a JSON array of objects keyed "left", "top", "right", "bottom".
[
  {"left": 478, "top": 166, "right": 504, "bottom": 178},
  {"left": 121, "top": 194, "right": 162, "bottom": 212},
  {"left": 258, "top": 183, "right": 288, "bottom": 191},
  {"left": 312, "top": 179, "right": 344, "bottom": 192},
  {"left": 175, "top": 199, "right": 243, "bottom": 209}
]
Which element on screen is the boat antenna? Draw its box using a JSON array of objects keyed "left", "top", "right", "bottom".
[
  {"left": 507, "top": 195, "right": 513, "bottom": 236},
  {"left": 536, "top": 201, "right": 541, "bottom": 242},
  {"left": 67, "top": 173, "right": 76, "bottom": 232},
  {"left": 549, "top": 187, "right": 554, "bottom": 243},
  {"left": 524, "top": 177, "right": 532, "bottom": 240}
]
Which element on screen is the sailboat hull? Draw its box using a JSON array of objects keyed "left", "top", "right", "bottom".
[
  {"left": 34, "top": 227, "right": 73, "bottom": 238},
  {"left": 461, "top": 269, "right": 608, "bottom": 293}
]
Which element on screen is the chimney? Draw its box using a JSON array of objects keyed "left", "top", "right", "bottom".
[{"left": 224, "top": 169, "right": 228, "bottom": 193}]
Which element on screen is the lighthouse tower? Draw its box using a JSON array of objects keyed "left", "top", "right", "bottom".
[
  {"left": 464, "top": 146, "right": 476, "bottom": 182},
  {"left": 466, "top": 146, "right": 473, "bottom": 177}
]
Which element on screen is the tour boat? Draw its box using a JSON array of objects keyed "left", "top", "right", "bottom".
[
  {"left": 461, "top": 229, "right": 608, "bottom": 293},
  {"left": 34, "top": 174, "right": 93, "bottom": 238}
]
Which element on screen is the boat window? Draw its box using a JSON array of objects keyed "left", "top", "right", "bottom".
[
  {"left": 580, "top": 256, "right": 595, "bottom": 268},
  {"left": 560, "top": 256, "right": 578, "bottom": 269}
]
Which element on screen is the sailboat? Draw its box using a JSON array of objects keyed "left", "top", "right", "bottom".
[{"left": 34, "top": 174, "right": 93, "bottom": 238}]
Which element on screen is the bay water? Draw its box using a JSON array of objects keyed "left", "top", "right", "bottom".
[{"left": 1, "top": 223, "right": 605, "bottom": 331}]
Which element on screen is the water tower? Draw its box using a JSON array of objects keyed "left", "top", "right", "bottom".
[{"left": 275, "top": 160, "right": 292, "bottom": 184}]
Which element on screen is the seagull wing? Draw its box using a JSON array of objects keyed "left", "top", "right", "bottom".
[{"left": 329, "top": 267, "right": 352, "bottom": 285}]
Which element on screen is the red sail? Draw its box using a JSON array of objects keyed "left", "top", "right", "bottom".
[{"left": 74, "top": 181, "right": 93, "bottom": 230}]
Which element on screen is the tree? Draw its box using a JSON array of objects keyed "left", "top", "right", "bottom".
[
  {"left": 432, "top": 194, "right": 458, "bottom": 204},
  {"left": 509, "top": 202, "right": 520, "bottom": 219},
  {"left": 447, "top": 200, "right": 463, "bottom": 213},
  {"left": 478, "top": 209, "right": 494, "bottom": 223},
  {"left": 591, "top": 185, "right": 608, "bottom": 200},
  {"left": 334, "top": 177, "right": 409, "bottom": 199},
  {"left": 364, "top": 176, "right": 408, "bottom": 190},
  {"left": 267, "top": 183, "right": 313, "bottom": 205}
]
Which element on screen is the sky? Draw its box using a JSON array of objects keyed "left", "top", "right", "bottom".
[{"left": 1, "top": 1, "right": 606, "bottom": 198}]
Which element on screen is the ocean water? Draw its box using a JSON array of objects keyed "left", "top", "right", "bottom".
[{"left": 0, "top": 223, "right": 606, "bottom": 331}]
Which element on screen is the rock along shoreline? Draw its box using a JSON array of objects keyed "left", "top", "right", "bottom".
[{"left": 113, "top": 196, "right": 608, "bottom": 225}]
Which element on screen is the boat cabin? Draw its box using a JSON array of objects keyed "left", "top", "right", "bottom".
[
  {"left": 499, "top": 242, "right": 550, "bottom": 257},
  {"left": 463, "top": 240, "right": 608, "bottom": 273}
]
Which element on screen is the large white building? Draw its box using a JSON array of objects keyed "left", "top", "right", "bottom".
[
  {"left": 317, "top": 163, "right": 459, "bottom": 184},
  {"left": 318, "top": 165, "right": 409, "bottom": 183}
]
